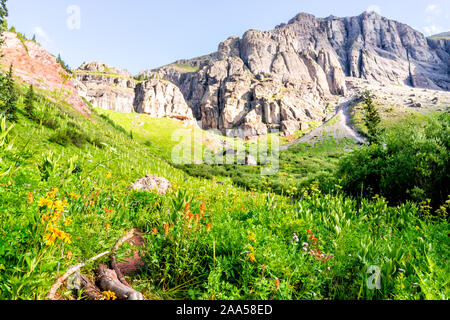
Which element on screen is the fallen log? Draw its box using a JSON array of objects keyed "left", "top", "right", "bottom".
[
  {"left": 96, "top": 264, "right": 144, "bottom": 300},
  {"left": 76, "top": 273, "right": 104, "bottom": 300},
  {"left": 47, "top": 251, "right": 110, "bottom": 300}
]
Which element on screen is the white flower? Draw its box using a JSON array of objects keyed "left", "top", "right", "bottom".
[{"left": 302, "top": 242, "right": 309, "bottom": 247}]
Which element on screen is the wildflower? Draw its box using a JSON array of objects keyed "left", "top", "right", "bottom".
[
  {"left": 43, "top": 233, "right": 56, "bottom": 246},
  {"left": 248, "top": 253, "right": 257, "bottom": 263},
  {"left": 200, "top": 203, "right": 206, "bottom": 212},
  {"left": 194, "top": 214, "right": 200, "bottom": 222},
  {"left": 249, "top": 231, "right": 257, "bottom": 243},
  {"left": 106, "top": 223, "right": 111, "bottom": 231},
  {"left": 69, "top": 192, "right": 79, "bottom": 200},
  {"left": 302, "top": 242, "right": 309, "bottom": 247},
  {"left": 274, "top": 278, "right": 280, "bottom": 290},
  {"left": 106, "top": 171, "right": 112, "bottom": 179},
  {"left": 38, "top": 197, "right": 52, "bottom": 208},
  {"left": 103, "top": 290, "right": 117, "bottom": 301},
  {"left": 66, "top": 250, "right": 73, "bottom": 260},
  {"left": 206, "top": 223, "right": 212, "bottom": 232},
  {"left": 292, "top": 233, "right": 299, "bottom": 243},
  {"left": 307, "top": 229, "right": 313, "bottom": 234},
  {"left": 164, "top": 223, "right": 169, "bottom": 237},
  {"left": 184, "top": 203, "right": 191, "bottom": 214},
  {"left": 416, "top": 226, "right": 420, "bottom": 230},
  {"left": 65, "top": 219, "right": 72, "bottom": 227},
  {"left": 152, "top": 228, "right": 158, "bottom": 235},
  {"left": 27, "top": 192, "right": 33, "bottom": 204}
]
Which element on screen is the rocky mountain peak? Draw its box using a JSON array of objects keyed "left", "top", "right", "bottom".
[{"left": 74, "top": 11, "right": 449, "bottom": 138}]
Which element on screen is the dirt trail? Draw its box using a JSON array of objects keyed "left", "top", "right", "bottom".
[{"left": 281, "top": 98, "right": 367, "bottom": 150}]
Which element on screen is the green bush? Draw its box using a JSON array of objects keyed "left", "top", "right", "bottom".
[{"left": 339, "top": 113, "right": 449, "bottom": 210}]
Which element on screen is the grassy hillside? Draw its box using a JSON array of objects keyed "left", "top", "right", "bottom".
[
  {"left": 0, "top": 79, "right": 449, "bottom": 300},
  {"left": 429, "top": 32, "right": 450, "bottom": 40}
]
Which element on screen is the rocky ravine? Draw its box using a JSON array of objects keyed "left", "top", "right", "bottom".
[{"left": 78, "top": 11, "right": 449, "bottom": 137}]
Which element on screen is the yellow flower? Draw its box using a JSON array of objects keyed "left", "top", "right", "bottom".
[
  {"left": 103, "top": 290, "right": 117, "bottom": 300},
  {"left": 106, "top": 172, "right": 112, "bottom": 179},
  {"left": 416, "top": 226, "right": 420, "bottom": 230},
  {"left": 69, "top": 192, "right": 79, "bottom": 200},
  {"left": 248, "top": 253, "right": 257, "bottom": 263},
  {"left": 65, "top": 219, "right": 72, "bottom": 226},
  {"left": 248, "top": 231, "right": 257, "bottom": 243},
  {"left": 38, "top": 197, "right": 51, "bottom": 208}
]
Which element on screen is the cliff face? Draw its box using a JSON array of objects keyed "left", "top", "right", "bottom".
[
  {"left": 0, "top": 32, "right": 89, "bottom": 114},
  {"left": 145, "top": 12, "right": 448, "bottom": 136},
  {"left": 74, "top": 62, "right": 136, "bottom": 113},
  {"left": 76, "top": 12, "right": 449, "bottom": 137},
  {"left": 74, "top": 62, "right": 196, "bottom": 123}
]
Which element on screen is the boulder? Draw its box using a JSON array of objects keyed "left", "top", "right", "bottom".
[{"left": 130, "top": 175, "right": 171, "bottom": 195}]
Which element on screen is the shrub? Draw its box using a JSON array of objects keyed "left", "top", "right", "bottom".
[
  {"left": 24, "top": 84, "right": 35, "bottom": 119},
  {"left": 339, "top": 113, "right": 449, "bottom": 210}
]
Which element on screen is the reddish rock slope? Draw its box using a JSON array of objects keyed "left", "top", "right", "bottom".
[{"left": 1, "top": 31, "right": 89, "bottom": 115}]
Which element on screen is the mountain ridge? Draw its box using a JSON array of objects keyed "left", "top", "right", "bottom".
[{"left": 73, "top": 11, "right": 450, "bottom": 137}]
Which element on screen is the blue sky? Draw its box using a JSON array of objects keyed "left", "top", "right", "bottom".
[{"left": 8, "top": 0, "right": 450, "bottom": 74}]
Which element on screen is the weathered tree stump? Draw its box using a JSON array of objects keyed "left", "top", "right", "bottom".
[{"left": 96, "top": 264, "right": 144, "bottom": 300}]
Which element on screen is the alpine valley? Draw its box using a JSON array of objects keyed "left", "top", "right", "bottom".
[{"left": 0, "top": 2, "right": 448, "bottom": 302}]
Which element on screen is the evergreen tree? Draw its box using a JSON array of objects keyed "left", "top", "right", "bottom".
[
  {"left": 0, "top": 0, "right": 8, "bottom": 53},
  {"left": 24, "top": 84, "right": 35, "bottom": 119},
  {"left": 362, "top": 91, "right": 383, "bottom": 144},
  {"left": 56, "top": 54, "right": 71, "bottom": 74},
  {"left": 0, "top": 65, "right": 17, "bottom": 121}
]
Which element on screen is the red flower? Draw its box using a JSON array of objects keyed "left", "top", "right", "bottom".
[
  {"left": 307, "top": 230, "right": 313, "bottom": 234},
  {"left": 206, "top": 223, "right": 212, "bottom": 232}
]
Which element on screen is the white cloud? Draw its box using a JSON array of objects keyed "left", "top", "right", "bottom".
[
  {"left": 425, "top": 4, "right": 441, "bottom": 16},
  {"left": 423, "top": 24, "right": 444, "bottom": 36},
  {"left": 367, "top": 5, "right": 381, "bottom": 15},
  {"left": 32, "top": 26, "right": 52, "bottom": 46}
]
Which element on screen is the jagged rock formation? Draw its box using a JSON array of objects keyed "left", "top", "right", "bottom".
[
  {"left": 134, "top": 79, "right": 195, "bottom": 122},
  {"left": 74, "top": 62, "right": 136, "bottom": 113},
  {"left": 144, "top": 11, "right": 449, "bottom": 137},
  {"left": 74, "top": 62, "right": 195, "bottom": 123},
  {"left": 0, "top": 32, "right": 89, "bottom": 114},
  {"left": 76, "top": 12, "right": 449, "bottom": 137}
]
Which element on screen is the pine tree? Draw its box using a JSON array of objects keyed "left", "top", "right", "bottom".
[
  {"left": 0, "top": 0, "right": 8, "bottom": 53},
  {"left": 24, "top": 84, "right": 35, "bottom": 119},
  {"left": 56, "top": 54, "right": 71, "bottom": 74},
  {"left": 362, "top": 91, "right": 383, "bottom": 144}
]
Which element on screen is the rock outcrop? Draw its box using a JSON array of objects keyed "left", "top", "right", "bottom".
[
  {"left": 74, "top": 62, "right": 196, "bottom": 123},
  {"left": 134, "top": 79, "right": 195, "bottom": 122},
  {"left": 75, "top": 12, "right": 449, "bottom": 137},
  {"left": 147, "top": 11, "right": 449, "bottom": 137},
  {"left": 74, "top": 62, "right": 136, "bottom": 113},
  {"left": 0, "top": 32, "right": 89, "bottom": 114}
]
